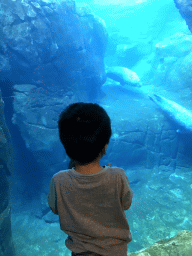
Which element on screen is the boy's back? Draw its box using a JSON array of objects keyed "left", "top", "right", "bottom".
[{"left": 47, "top": 165, "right": 132, "bottom": 256}]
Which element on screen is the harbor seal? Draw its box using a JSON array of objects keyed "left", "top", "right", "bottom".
[
  {"left": 106, "top": 66, "right": 141, "bottom": 87},
  {"left": 149, "top": 94, "right": 192, "bottom": 133}
]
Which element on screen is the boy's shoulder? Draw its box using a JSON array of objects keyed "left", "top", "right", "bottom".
[
  {"left": 108, "top": 166, "right": 126, "bottom": 174},
  {"left": 52, "top": 167, "right": 127, "bottom": 181},
  {"left": 108, "top": 167, "right": 128, "bottom": 179},
  {"left": 51, "top": 170, "right": 67, "bottom": 181},
  {"left": 109, "top": 166, "right": 126, "bottom": 173},
  {"left": 53, "top": 166, "right": 126, "bottom": 176}
]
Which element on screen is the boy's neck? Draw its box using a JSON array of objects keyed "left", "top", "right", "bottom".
[
  {"left": 72, "top": 144, "right": 108, "bottom": 174},
  {"left": 74, "top": 161, "right": 103, "bottom": 174}
]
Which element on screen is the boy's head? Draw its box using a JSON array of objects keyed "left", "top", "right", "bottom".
[{"left": 58, "top": 103, "right": 112, "bottom": 165}]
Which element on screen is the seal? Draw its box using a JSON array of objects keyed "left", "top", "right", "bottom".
[
  {"left": 149, "top": 94, "right": 192, "bottom": 133},
  {"left": 106, "top": 66, "right": 141, "bottom": 87}
]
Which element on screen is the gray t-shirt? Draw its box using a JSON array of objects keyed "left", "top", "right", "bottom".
[{"left": 47, "top": 166, "right": 132, "bottom": 256}]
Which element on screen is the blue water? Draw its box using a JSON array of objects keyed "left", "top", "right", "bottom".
[{"left": 7, "top": 0, "right": 192, "bottom": 255}]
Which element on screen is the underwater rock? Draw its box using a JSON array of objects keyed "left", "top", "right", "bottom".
[
  {"left": 0, "top": 91, "right": 15, "bottom": 256},
  {"left": 128, "top": 231, "right": 192, "bottom": 256},
  {"left": 116, "top": 44, "right": 141, "bottom": 68},
  {"left": 0, "top": 0, "right": 107, "bottom": 101},
  {"left": 166, "top": 51, "right": 192, "bottom": 101},
  {"left": 43, "top": 210, "right": 59, "bottom": 223},
  {"left": 174, "top": 0, "right": 192, "bottom": 34},
  {"left": 0, "top": 54, "right": 10, "bottom": 75},
  {"left": 12, "top": 83, "right": 192, "bottom": 173},
  {"left": 115, "top": 42, "right": 152, "bottom": 68},
  {"left": 151, "top": 33, "right": 192, "bottom": 93},
  {"left": 12, "top": 84, "right": 69, "bottom": 152},
  {"left": 155, "top": 33, "right": 192, "bottom": 58}
]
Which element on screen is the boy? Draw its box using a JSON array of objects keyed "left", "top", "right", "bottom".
[{"left": 47, "top": 103, "right": 133, "bottom": 256}]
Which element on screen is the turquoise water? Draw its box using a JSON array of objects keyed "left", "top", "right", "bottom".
[{"left": 9, "top": 0, "right": 192, "bottom": 255}]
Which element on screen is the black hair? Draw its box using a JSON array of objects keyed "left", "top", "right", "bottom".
[{"left": 58, "top": 103, "right": 112, "bottom": 165}]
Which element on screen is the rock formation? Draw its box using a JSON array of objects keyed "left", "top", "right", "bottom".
[
  {"left": 0, "top": 0, "right": 108, "bottom": 176},
  {"left": 129, "top": 231, "right": 192, "bottom": 256},
  {"left": 174, "top": 0, "right": 192, "bottom": 33},
  {"left": 0, "top": 0, "right": 107, "bottom": 101},
  {"left": 0, "top": 90, "right": 15, "bottom": 256},
  {"left": 2, "top": 0, "right": 192, "bottom": 177}
]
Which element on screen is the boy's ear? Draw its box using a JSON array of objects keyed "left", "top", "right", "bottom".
[
  {"left": 100, "top": 144, "right": 108, "bottom": 158},
  {"left": 104, "top": 144, "right": 108, "bottom": 155}
]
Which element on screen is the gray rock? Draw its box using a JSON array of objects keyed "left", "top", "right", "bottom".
[
  {"left": 155, "top": 33, "right": 192, "bottom": 58},
  {"left": 0, "top": 92, "right": 15, "bottom": 256},
  {"left": 0, "top": 54, "right": 10, "bottom": 72},
  {"left": 0, "top": 0, "right": 107, "bottom": 100},
  {"left": 41, "top": 0, "right": 56, "bottom": 4},
  {"left": 167, "top": 51, "right": 192, "bottom": 100},
  {"left": 23, "top": 3, "right": 37, "bottom": 18},
  {"left": 31, "top": 2, "right": 41, "bottom": 9},
  {"left": 129, "top": 231, "right": 192, "bottom": 256},
  {"left": 12, "top": 84, "right": 69, "bottom": 151},
  {"left": 174, "top": 0, "right": 192, "bottom": 33},
  {"left": 116, "top": 42, "right": 152, "bottom": 68},
  {"left": 152, "top": 33, "right": 192, "bottom": 92},
  {"left": 43, "top": 210, "right": 59, "bottom": 223}
]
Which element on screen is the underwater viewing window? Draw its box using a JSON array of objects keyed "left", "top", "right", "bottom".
[{"left": 0, "top": 0, "right": 191, "bottom": 255}]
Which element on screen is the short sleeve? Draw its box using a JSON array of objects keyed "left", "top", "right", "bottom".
[
  {"left": 47, "top": 177, "right": 57, "bottom": 210},
  {"left": 121, "top": 171, "right": 133, "bottom": 207}
]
